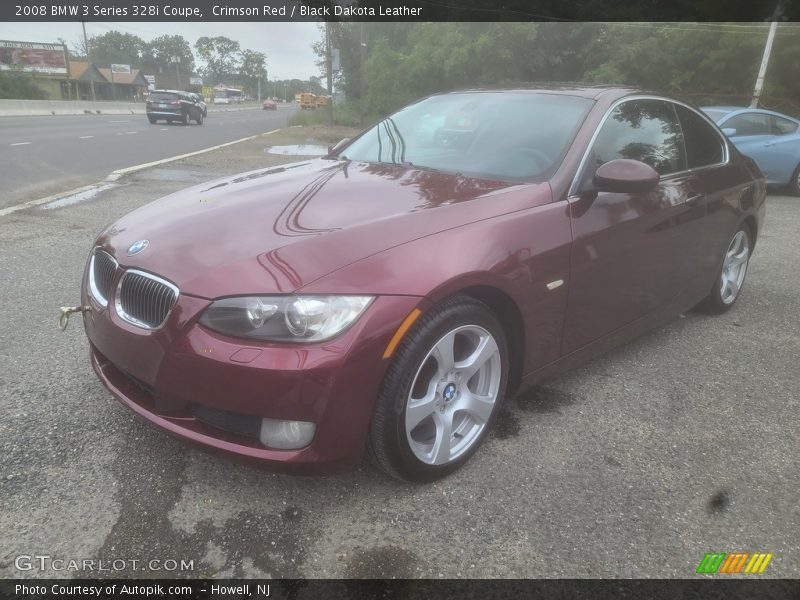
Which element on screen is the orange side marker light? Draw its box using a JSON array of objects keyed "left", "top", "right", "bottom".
[{"left": 382, "top": 308, "right": 422, "bottom": 359}]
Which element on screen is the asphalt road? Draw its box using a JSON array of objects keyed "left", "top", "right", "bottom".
[
  {"left": 0, "top": 135, "right": 797, "bottom": 581},
  {"left": 0, "top": 105, "right": 296, "bottom": 210}
]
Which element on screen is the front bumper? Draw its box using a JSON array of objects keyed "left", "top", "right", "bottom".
[{"left": 82, "top": 270, "right": 423, "bottom": 473}]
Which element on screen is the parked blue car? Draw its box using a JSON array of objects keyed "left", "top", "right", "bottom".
[{"left": 702, "top": 106, "right": 800, "bottom": 195}]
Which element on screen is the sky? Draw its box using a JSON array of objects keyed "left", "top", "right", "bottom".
[{"left": 0, "top": 22, "right": 322, "bottom": 80}]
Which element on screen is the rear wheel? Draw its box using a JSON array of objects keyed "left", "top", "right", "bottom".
[
  {"left": 368, "top": 296, "right": 508, "bottom": 481},
  {"left": 195, "top": 112, "right": 203, "bottom": 125},
  {"left": 147, "top": 116, "right": 157, "bottom": 124},
  {"left": 180, "top": 111, "right": 189, "bottom": 126},
  {"left": 698, "top": 226, "right": 751, "bottom": 314},
  {"left": 789, "top": 163, "right": 800, "bottom": 196}
]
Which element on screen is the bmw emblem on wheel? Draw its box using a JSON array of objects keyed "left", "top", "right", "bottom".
[{"left": 127, "top": 239, "right": 149, "bottom": 256}]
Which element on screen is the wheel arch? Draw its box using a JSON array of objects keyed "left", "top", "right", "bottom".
[
  {"left": 422, "top": 281, "right": 526, "bottom": 400},
  {"left": 742, "top": 214, "right": 758, "bottom": 250}
]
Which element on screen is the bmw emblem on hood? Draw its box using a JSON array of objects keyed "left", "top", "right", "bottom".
[{"left": 127, "top": 239, "right": 149, "bottom": 256}]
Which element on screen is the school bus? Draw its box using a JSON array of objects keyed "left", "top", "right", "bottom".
[{"left": 299, "top": 93, "right": 316, "bottom": 110}]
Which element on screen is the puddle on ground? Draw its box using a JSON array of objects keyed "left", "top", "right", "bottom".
[
  {"left": 265, "top": 144, "right": 328, "bottom": 156},
  {"left": 40, "top": 183, "right": 117, "bottom": 210},
  {"left": 137, "top": 168, "right": 211, "bottom": 182}
]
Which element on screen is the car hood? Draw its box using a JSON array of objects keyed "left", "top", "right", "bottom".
[{"left": 98, "top": 158, "right": 547, "bottom": 298}]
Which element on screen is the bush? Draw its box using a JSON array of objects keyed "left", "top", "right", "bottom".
[
  {"left": 0, "top": 72, "right": 48, "bottom": 99},
  {"left": 287, "top": 103, "right": 381, "bottom": 128}
]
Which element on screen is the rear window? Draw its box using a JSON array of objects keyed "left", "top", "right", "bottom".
[
  {"left": 149, "top": 92, "right": 179, "bottom": 102},
  {"left": 676, "top": 105, "right": 725, "bottom": 168}
]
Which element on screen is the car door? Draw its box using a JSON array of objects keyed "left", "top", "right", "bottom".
[
  {"left": 722, "top": 111, "right": 798, "bottom": 184},
  {"left": 760, "top": 114, "right": 800, "bottom": 185},
  {"left": 561, "top": 98, "right": 702, "bottom": 354},
  {"left": 673, "top": 103, "right": 744, "bottom": 298}
]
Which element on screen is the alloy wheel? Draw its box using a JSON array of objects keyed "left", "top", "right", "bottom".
[
  {"left": 405, "top": 325, "right": 502, "bottom": 465},
  {"left": 720, "top": 230, "right": 749, "bottom": 304}
]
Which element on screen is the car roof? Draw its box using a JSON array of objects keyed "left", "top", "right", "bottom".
[
  {"left": 701, "top": 106, "right": 745, "bottom": 113},
  {"left": 701, "top": 106, "right": 800, "bottom": 122},
  {"left": 443, "top": 83, "right": 643, "bottom": 101}
]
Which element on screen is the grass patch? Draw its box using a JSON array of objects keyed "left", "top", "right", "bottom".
[{"left": 288, "top": 103, "right": 382, "bottom": 128}]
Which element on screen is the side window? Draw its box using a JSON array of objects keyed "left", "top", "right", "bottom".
[
  {"left": 581, "top": 99, "right": 686, "bottom": 189},
  {"left": 723, "top": 112, "right": 770, "bottom": 136},
  {"left": 675, "top": 104, "right": 725, "bottom": 168},
  {"left": 771, "top": 115, "right": 799, "bottom": 136}
]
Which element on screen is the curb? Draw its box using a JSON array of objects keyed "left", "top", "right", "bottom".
[{"left": 0, "top": 128, "right": 281, "bottom": 218}]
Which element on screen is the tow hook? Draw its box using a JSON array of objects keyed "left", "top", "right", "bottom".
[{"left": 58, "top": 306, "right": 89, "bottom": 331}]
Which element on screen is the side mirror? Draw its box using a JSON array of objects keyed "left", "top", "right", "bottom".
[
  {"left": 593, "top": 159, "right": 659, "bottom": 194},
  {"left": 328, "top": 138, "right": 351, "bottom": 155},
  {"left": 721, "top": 127, "right": 737, "bottom": 137}
]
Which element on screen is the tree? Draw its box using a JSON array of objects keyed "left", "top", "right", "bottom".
[
  {"left": 141, "top": 35, "right": 195, "bottom": 79},
  {"left": 317, "top": 22, "right": 800, "bottom": 119},
  {"left": 195, "top": 36, "right": 241, "bottom": 85},
  {"left": 239, "top": 49, "right": 267, "bottom": 98},
  {"left": 87, "top": 30, "right": 145, "bottom": 67}
]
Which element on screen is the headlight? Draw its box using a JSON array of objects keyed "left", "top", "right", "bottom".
[{"left": 199, "top": 295, "right": 374, "bottom": 342}]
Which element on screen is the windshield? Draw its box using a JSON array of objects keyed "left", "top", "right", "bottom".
[{"left": 341, "top": 92, "right": 593, "bottom": 180}]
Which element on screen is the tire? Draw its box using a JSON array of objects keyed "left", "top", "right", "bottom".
[
  {"left": 180, "top": 111, "right": 189, "bottom": 126},
  {"left": 368, "top": 296, "right": 509, "bottom": 482},
  {"left": 195, "top": 112, "right": 203, "bottom": 125},
  {"left": 789, "top": 163, "right": 800, "bottom": 196},
  {"left": 147, "top": 116, "right": 157, "bottom": 124},
  {"left": 698, "top": 225, "right": 752, "bottom": 314}
]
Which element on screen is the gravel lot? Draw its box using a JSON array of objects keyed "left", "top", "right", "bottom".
[{"left": 1, "top": 129, "right": 798, "bottom": 579}]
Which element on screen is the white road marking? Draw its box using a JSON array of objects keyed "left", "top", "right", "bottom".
[
  {"left": 125, "top": 131, "right": 137, "bottom": 134},
  {"left": 79, "top": 135, "right": 94, "bottom": 139},
  {"left": 108, "top": 120, "right": 127, "bottom": 123},
  {"left": 10, "top": 142, "right": 31, "bottom": 146},
  {"left": 1, "top": 128, "right": 281, "bottom": 218}
]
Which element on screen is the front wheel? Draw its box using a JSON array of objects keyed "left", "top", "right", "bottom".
[
  {"left": 147, "top": 116, "right": 157, "bottom": 124},
  {"left": 368, "top": 296, "right": 508, "bottom": 482},
  {"left": 195, "top": 112, "right": 203, "bottom": 125},
  {"left": 698, "top": 226, "right": 751, "bottom": 314},
  {"left": 180, "top": 111, "right": 189, "bottom": 126}
]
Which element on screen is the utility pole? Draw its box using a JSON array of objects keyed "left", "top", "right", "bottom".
[
  {"left": 81, "top": 20, "right": 96, "bottom": 101},
  {"left": 325, "top": 22, "right": 333, "bottom": 124},
  {"left": 751, "top": 1, "right": 785, "bottom": 108},
  {"left": 257, "top": 74, "right": 261, "bottom": 102}
]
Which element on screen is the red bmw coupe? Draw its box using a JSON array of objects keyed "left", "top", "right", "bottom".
[{"left": 81, "top": 86, "right": 765, "bottom": 481}]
